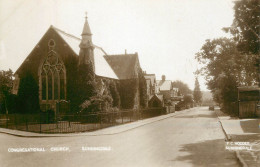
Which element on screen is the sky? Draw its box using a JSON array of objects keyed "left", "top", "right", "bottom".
[{"left": 0, "top": 0, "right": 235, "bottom": 91}]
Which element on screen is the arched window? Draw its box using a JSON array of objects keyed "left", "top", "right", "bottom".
[
  {"left": 40, "top": 49, "right": 66, "bottom": 101},
  {"left": 41, "top": 71, "right": 46, "bottom": 100},
  {"left": 60, "top": 70, "right": 65, "bottom": 100},
  {"left": 54, "top": 70, "right": 59, "bottom": 100}
]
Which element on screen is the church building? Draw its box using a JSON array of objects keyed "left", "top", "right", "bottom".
[{"left": 13, "top": 13, "right": 143, "bottom": 114}]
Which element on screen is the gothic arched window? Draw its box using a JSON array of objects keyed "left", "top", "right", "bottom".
[
  {"left": 41, "top": 71, "right": 46, "bottom": 100},
  {"left": 40, "top": 49, "right": 66, "bottom": 101}
]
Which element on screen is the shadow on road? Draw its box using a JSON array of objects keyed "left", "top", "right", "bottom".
[
  {"left": 173, "top": 139, "right": 238, "bottom": 167},
  {"left": 240, "top": 120, "right": 260, "bottom": 133}
]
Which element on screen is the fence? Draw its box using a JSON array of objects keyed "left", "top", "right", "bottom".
[
  {"left": 239, "top": 101, "right": 259, "bottom": 118},
  {"left": 0, "top": 107, "right": 165, "bottom": 133}
]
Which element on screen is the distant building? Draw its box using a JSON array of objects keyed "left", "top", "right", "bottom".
[
  {"left": 156, "top": 75, "right": 178, "bottom": 103},
  {"left": 144, "top": 73, "right": 156, "bottom": 100},
  {"left": 148, "top": 94, "right": 164, "bottom": 108}
]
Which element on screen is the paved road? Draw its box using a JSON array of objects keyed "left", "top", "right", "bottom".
[{"left": 0, "top": 107, "right": 239, "bottom": 167}]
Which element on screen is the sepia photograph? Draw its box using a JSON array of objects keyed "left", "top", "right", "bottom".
[{"left": 0, "top": 0, "right": 259, "bottom": 166}]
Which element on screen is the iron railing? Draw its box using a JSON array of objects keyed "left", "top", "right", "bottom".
[{"left": 0, "top": 108, "right": 166, "bottom": 133}]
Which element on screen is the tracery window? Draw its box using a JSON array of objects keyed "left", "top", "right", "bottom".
[{"left": 40, "top": 40, "right": 66, "bottom": 101}]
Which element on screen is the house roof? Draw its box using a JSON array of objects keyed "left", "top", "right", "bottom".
[
  {"left": 104, "top": 54, "right": 140, "bottom": 79},
  {"left": 149, "top": 94, "right": 163, "bottom": 102},
  {"left": 52, "top": 26, "right": 118, "bottom": 79},
  {"left": 156, "top": 80, "right": 172, "bottom": 91}
]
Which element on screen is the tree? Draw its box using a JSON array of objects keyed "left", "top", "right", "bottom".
[
  {"left": 184, "top": 94, "right": 193, "bottom": 105},
  {"left": 193, "top": 77, "right": 202, "bottom": 104},
  {"left": 109, "top": 81, "right": 120, "bottom": 108},
  {"left": 172, "top": 80, "right": 192, "bottom": 96},
  {"left": 223, "top": 0, "right": 260, "bottom": 85},
  {"left": 138, "top": 70, "right": 148, "bottom": 109},
  {"left": 77, "top": 62, "right": 98, "bottom": 110},
  {"left": 195, "top": 38, "right": 257, "bottom": 114},
  {"left": 64, "top": 55, "right": 79, "bottom": 113},
  {"left": 0, "top": 69, "right": 13, "bottom": 114},
  {"left": 223, "top": 0, "right": 260, "bottom": 54},
  {"left": 17, "top": 71, "right": 40, "bottom": 114}
]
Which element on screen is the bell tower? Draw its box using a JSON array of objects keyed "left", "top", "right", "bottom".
[{"left": 79, "top": 12, "right": 95, "bottom": 71}]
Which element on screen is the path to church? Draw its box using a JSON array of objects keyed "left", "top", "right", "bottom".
[{"left": 0, "top": 107, "right": 239, "bottom": 167}]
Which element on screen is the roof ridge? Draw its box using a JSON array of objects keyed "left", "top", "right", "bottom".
[{"left": 51, "top": 25, "right": 81, "bottom": 41}]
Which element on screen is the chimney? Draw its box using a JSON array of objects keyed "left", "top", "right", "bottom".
[{"left": 162, "top": 75, "right": 166, "bottom": 81}]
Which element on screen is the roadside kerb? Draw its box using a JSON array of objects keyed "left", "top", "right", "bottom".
[
  {"left": 215, "top": 109, "right": 247, "bottom": 167},
  {"left": 0, "top": 108, "right": 194, "bottom": 138}
]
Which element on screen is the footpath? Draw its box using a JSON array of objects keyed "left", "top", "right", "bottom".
[
  {"left": 216, "top": 108, "right": 260, "bottom": 167},
  {"left": 0, "top": 109, "right": 192, "bottom": 138}
]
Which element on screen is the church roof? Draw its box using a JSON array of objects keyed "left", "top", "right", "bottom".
[
  {"left": 52, "top": 26, "right": 118, "bottom": 79},
  {"left": 104, "top": 54, "right": 140, "bottom": 79},
  {"left": 53, "top": 26, "right": 81, "bottom": 55},
  {"left": 15, "top": 26, "right": 118, "bottom": 80}
]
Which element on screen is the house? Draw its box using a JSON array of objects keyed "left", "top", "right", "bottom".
[
  {"left": 156, "top": 75, "right": 176, "bottom": 103},
  {"left": 238, "top": 86, "right": 260, "bottom": 118},
  {"left": 13, "top": 13, "right": 143, "bottom": 114},
  {"left": 104, "top": 53, "right": 143, "bottom": 109},
  {"left": 144, "top": 73, "right": 156, "bottom": 100}
]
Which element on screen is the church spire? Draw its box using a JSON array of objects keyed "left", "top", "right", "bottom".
[
  {"left": 80, "top": 12, "right": 93, "bottom": 48},
  {"left": 79, "top": 12, "right": 95, "bottom": 70}
]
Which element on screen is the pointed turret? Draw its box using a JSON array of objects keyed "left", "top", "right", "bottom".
[
  {"left": 80, "top": 12, "right": 92, "bottom": 46},
  {"left": 79, "top": 12, "right": 95, "bottom": 70}
]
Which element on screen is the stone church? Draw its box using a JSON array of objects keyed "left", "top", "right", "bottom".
[{"left": 13, "top": 14, "right": 143, "bottom": 113}]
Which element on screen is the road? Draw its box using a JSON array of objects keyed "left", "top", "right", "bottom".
[{"left": 0, "top": 107, "right": 239, "bottom": 167}]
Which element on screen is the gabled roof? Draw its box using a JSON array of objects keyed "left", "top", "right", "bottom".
[
  {"left": 104, "top": 54, "right": 140, "bottom": 79},
  {"left": 149, "top": 94, "right": 163, "bottom": 102},
  {"left": 93, "top": 47, "right": 118, "bottom": 79},
  {"left": 46, "top": 26, "right": 118, "bottom": 80},
  {"left": 156, "top": 80, "right": 172, "bottom": 91},
  {"left": 52, "top": 26, "right": 117, "bottom": 79},
  {"left": 52, "top": 26, "right": 81, "bottom": 55}
]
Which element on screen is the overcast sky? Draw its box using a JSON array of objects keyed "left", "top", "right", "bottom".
[{"left": 0, "top": 0, "right": 235, "bottom": 90}]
